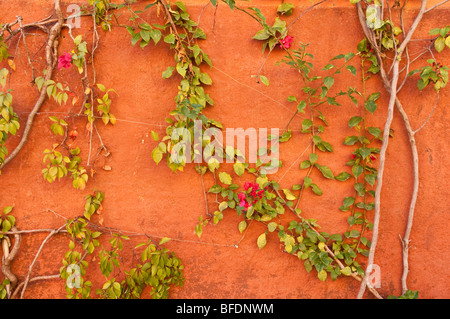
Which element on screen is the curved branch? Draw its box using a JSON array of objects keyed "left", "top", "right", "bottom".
[
  {"left": 0, "top": 0, "right": 64, "bottom": 171},
  {"left": 1, "top": 226, "right": 22, "bottom": 294},
  {"left": 19, "top": 224, "right": 65, "bottom": 299},
  {"left": 355, "top": 0, "right": 428, "bottom": 299},
  {"left": 10, "top": 274, "right": 60, "bottom": 299}
]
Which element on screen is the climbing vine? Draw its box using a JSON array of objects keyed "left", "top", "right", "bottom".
[{"left": 0, "top": 0, "right": 449, "bottom": 300}]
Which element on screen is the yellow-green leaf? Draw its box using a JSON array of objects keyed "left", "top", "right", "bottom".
[
  {"left": 318, "top": 269, "right": 327, "bottom": 281},
  {"left": 159, "top": 237, "right": 171, "bottom": 245},
  {"left": 435, "top": 36, "right": 445, "bottom": 53},
  {"left": 282, "top": 188, "right": 297, "bottom": 201},
  {"left": 219, "top": 172, "right": 232, "bottom": 185},
  {"left": 257, "top": 232, "right": 267, "bottom": 249},
  {"left": 267, "top": 222, "right": 277, "bottom": 232},
  {"left": 233, "top": 162, "right": 245, "bottom": 177},
  {"left": 238, "top": 220, "right": 247, "bottom": 234}
]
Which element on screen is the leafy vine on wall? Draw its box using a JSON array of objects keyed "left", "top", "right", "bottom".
[{"left": 0, "top": 0, "right": 449, "bottom": 299}]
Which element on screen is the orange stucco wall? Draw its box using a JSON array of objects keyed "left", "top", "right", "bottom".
[{"left": 0, "top": 0, "right": 449, "bottom": 299}]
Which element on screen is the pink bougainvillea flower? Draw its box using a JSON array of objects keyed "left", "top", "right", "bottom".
[
  {"left": 238, "top": 192, "right": 246, "bottom": 207},
  {"left": 58, "top": 52, "right": 72, "bottom": 70},
  {"left": 351, "top": 154, "right": 356, "bottom": 160},
  {"left": 240, "top": 182, "right": 267, "bottom": 210},
  {"left": 280, "top": 35, "right": 294, "bottom": 49}
]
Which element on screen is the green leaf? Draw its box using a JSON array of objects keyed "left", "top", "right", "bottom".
[
  {"left": 347, "top": 229, "right": 360, "bottom": 238},
  {"left": 297, "top": 100, "right": 307, "bottom": 113},
  {"left": 218, "top": 201, "right": 228, "bottom": 212},
  {"left": 368, "top": 127, "right": 381, "bottom": 139},
  {"left": 315, "top": 164, "right": 334, "bottom": 179},
  {"left": 344, "top": 136, "right": 359, "bottom": 146},
  {"left": 208, "top": 185, "right": 222, "bottom": 194},
  {"left": 162, "top": 66, "right": 175, "bottom": 79},
  {"left": 199, "top": 73, "right": 212, "bottom": 85},
  {"left": 257, "top": 232, "right": 267, "bottom": 249},
  {"left": 159, "top": 237, "right": 171, "bottom": 245},
  {"left": 435, "top": 36, "right": 446, "bottom": 53},
  {"left": 346, "top": 65, "right": 357, "bottom": 76},
  {"left": 323, "top": 76, "right": 334, "bottom": 89},
  {"left": 365, "top": 100, "right": 377, "bottom": 114},
  {"left": 150, "top": 29, "right": 162, "bottom": 44},
  {"left": 303, "top": 176, "right": 312, "bottom": 188},
  {"left": 417, "top": 78, "right": 428, "bottom": 91},
  {"left": 343, "top": 196, "right": 355, "bottom": 207},
  {"left": 219, "top": 172, "right": 232, "bottom": 185},
  {"left": 96, "top": 83, "right": 106, "bottom": 92},
  {"left": 277, "top": 3, "right": 295, "bottom": 15},
  {"left": 329, "top": 234, "right": 343, "bottom": 242},
  {"left": 348, "top": 116, "right": 362, "bottom": 128},
  {"left": 311, "top": 184, "right": 322, "bottom": 196},
  {"left": 267, "top": 222, "right": 278, "bottom": 232},
  {"left": 176, "top": 64, "right": 186, "bottom": 77},
  {"left": 151, "top": 131, "right": 159, "bottom": 141},
  {"left": 335, "top": 172, "right": 352, "bottom": 181},
  {"left": 300, "top": 160, "right": 311, "bottom": 169},
  {"left": 446, "top": 35, "right": 450, "bottom": 48},
  {"left": 429, "top": 28, "right": 441, "bottom": 36},
  {"left": 282, "top": 189, "right": 297, "bottom": 201},
  {"left": 252, "top": 29, "right": 271, "bottom": 41},
  {"left": 3, "top": 206, "right": 13, "bottom": 215},
  {"left": 352, "top": 164, "right": 363, "bottom": 178},
  {"left": 233, "top": 162, "right": 245, "bottom": 177},
  {"left": 238, "top": 220, "right": 247, "bottom": 234},
  {"left": 365, "top": 174, "right": 377, "bottom": 186},
  {"left": 164, "top": 34, "right": 176, "bottom": 44},
  {"left": 318, "top": 269, "right": 327, "bottom": 281},
  {"left": 341, "top": 266, "right": 352, "bottom": 276},
  {"left": 152, "top": 147, "right": 163, "bottom": 165},
  {"left": 140, "top": 30, "right": 151, "bottom": 42},
  {"left": 309, "top": 153, "right": 318, "bottom": 164},
  {"left": 302, "top": 119, "right": 313, "bottom": 132},
  {"left": 259, "top": 75, "right": 269, "bottom": 86}
]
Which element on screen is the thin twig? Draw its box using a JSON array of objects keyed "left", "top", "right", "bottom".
[
  {"left": 17, "top": 16, "right": 37, "bottom": 81},
  {"left": 424, "top": 0, "right": 449, "bottom": 13},
  {"left": 20, "top": 224, "right": 66, "bottom": 299},
  {"left": 11, "top": 274, "right": 60, "bottom": 299},
  {"left": 198, "top": 164, "right": 210, "bottom": 217},
  {"left": 413, "top": 91, "right": 439, "bottom": 135}
]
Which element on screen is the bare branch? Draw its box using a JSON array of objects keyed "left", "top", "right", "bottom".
[
  {"left": 19, "top": 224, "right": 66, "bottom": 299},
  {"left": 413, "top": 91, "right": 439, "bottom": 135},
  {"left": 425, "top": 0, "right": 449, "bottom": 13},
  {"left": 1, "top": 226, "right": 21, "bottom": 297},
  {"left": 355, "top": 0, "right": 428, "bottom": 299},
  {"left": 0, "top": 0, "right": 65, "bottom": 171}
]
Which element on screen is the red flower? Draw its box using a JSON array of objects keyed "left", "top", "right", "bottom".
[
  {"left": 280, "top": 35, "right": 294, "bottom": 49},
  {"left": 351, "top": 154, "right": 356, "bottom": 160},
  {"left": 58, "top": 53, "right": 72, "bottom": 70},
  {"left": 370, "top": 154, "right": 376, "bottom": 161},
  {"left": 68, "top": 128, "right": 78, "bottom": 141},
  {"left": 238, "top": 192, "right": 246, "bottom": 208},
  {"left": 239, "top": 182, "right": 267, "bottom": 211}
]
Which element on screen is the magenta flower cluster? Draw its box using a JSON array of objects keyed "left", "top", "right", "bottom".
[{"left": 238, "top": 182, "right": 268, "bottom": 211}]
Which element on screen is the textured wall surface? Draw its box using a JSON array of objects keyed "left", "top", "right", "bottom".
[{"left": 0, "top": 0, "right": 449, "bottom": 299}]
